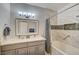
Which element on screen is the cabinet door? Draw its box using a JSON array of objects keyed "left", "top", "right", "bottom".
[
  {"left": 2, "top": 50, "right": 16, "bottom": 55},
  {"left": 28, "top": 46, "right": 36, "bottom": 55},
  {"left": 28, "top": 45, "right": 45, "bottom": 55},
  {"left": 16, "top": 48, "right": 28, "bottom": 55},
  {"left": 37, "top": 45, "right": 45, "bottom": 55}
]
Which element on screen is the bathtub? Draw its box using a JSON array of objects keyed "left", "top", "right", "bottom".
[{"left": 51, "top": 41, "right": 79, "bottom": 55}]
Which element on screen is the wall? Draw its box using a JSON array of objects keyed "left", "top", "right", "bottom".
[
  {"left": 10, "top": 3, "right": 57, "bottom": 39},
  {"left": 55, "top": 3, "right": 79, "bottom": 48},
  {"left": 0, "top": 3, "right": 10, "bottom": 40},
  {"left": 0, "top": 3, "right": 57, "bottom": 40}
]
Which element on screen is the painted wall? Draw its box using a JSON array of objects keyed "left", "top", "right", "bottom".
[
  {"left": 0, "top": 3, "right": 57, "bottom": 40},
  {"left": 55, "top": 3, "right": 79, "bottom": 48},
  {"left": 0, "top": 3, "right": 10, "bottom": 40}
]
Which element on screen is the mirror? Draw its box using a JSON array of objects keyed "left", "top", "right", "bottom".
[{"left": 15, "top": 18, "right": 39, "bottom": 35}]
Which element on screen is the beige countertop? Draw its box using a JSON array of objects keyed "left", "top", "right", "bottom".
[{"left": 0, "top": 36, "right": 46, "bottom": 46}]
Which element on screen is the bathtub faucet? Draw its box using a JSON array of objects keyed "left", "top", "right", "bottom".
[{"left": 63, "top": 35, "right": 70, "bottom": 40}]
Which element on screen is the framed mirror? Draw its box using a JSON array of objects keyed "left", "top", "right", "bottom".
[{"left": 15, "top": 18, "right": 39, "bottom": 35}]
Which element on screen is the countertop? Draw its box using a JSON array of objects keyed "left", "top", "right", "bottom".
[{"left": 0, "top": 36, "right": 46, "bottom": 46}]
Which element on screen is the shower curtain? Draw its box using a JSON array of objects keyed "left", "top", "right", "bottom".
[{"left": 45, "top": 18, "right": 51, "bottom": 54}]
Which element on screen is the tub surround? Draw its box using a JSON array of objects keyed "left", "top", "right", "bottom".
[
  {"left": 50, "top": 4, "right": 79, "bottom": 55},
  {"left": 0, "top": 36, "right": 46, "bottom": 55},
  {"left": 56, "top": 4, "right": 79, "bottom": 48}
]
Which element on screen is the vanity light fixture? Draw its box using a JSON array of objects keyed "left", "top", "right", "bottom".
[{"left": 18, "top": 11, "right": 36, "bottom": 18}]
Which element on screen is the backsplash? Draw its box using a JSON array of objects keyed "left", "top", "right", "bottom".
[{"left": 51, "top": 23, "right": 79, "bottom": 30}]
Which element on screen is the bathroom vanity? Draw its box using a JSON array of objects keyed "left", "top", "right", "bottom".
[{"left": 0, "top": 37, "right": 45, "bottom": 55}]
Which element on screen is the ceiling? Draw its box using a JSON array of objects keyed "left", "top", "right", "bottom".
[{"left": 28, "top": 3, "right": 69, "bottom": 11}]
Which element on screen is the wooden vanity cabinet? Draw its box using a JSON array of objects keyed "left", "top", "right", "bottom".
[{"left": 1, "top": 40, "right": 45, "bottom": 55}]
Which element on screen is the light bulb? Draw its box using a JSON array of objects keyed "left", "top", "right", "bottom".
[
  {"left": 32, "top": 13, "right": 35, "bottom": 16},
  {"left": 18, "top": 11, "right": 22, "bottom": 16},
  {"left": 28, "top": 13, "right": 31, "bottom": 16}
]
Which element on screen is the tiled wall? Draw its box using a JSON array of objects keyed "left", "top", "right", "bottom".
[
  {"left": 53, "top": 30, "right": 79, "bottom": 48},
  {"left": 53, "top": 3, "right": 79, "bottom": 48},
  {"left": 57, "top": 4, "right": 79, "bottom": 25}
]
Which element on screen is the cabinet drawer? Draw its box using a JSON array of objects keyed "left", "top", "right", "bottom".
[
  {"left": 2, "top": 50, "right": 16, "bottom": 55},
  {"left": 28, "top": 41, "right": 45, "bottom": 46},
  {"left": 2, "top": 42, "right": 27, "bottom": 51}
]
